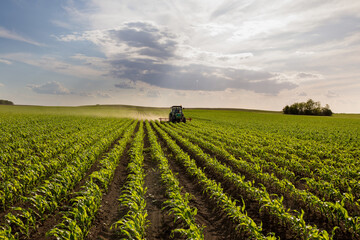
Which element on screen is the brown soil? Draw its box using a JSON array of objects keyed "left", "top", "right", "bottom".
[
  {"left": 166, "top": 152, "right": 239, "bottom": 240},
  {"left": 85, "top": 142, "right": 132, "bottom": 240},
  {"left": 142, "top": 127, "right": 179, "bottom": 240},
  {"left": 85, "top": 123, "right": 139, "bottom": 240}
]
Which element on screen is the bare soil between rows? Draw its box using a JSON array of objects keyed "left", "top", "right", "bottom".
[
  {"left": 85, "top": 142, "right": 132, "bottom": 240},
  {"left": 160, "top": 123, "right": 296, "bottom": 239},
  {"left": 28, "top": 125, "right": 135, "bottom": 240},
  {"left": 8, "top": 121, "right": 350, "bottom": 240},
  {"left": 153, "top": 123, "right": 241, "bottom": 240},
  {"left": 142, "top": 127, "right": 179, "bottom": 240},
  {"left": 166, "top": 123, "right": 355, "bottom": 240}
]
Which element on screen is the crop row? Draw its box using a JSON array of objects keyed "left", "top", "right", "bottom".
[
  {"left": 169, "top": 122, "right": 360, "bottom": 235},
  {"left": 158, "top": 122, "right": 334, "bottom": 239},
  {"left": 176, "top": 122, "right": 360, "bottom": 214},
  {"left": 151, "top": 122, "right": 272, "bottom": 239},
  {"left": 0, "top": 120, "right": 132, "bottom": 211},
  {"left": 0, "top": 116, "right": 120, "bottom": 171},
  {"left": 111, "top": 121, "right": 149, "bottom": 239},
  {"left": 1, "top": 115, "right": 356, "bottom": 240},
  {"left": 186, "top": 121, "right": 360, "bottom": 197},
  {"left": 145, "top": 121, "right": 204, "bottom": 239},
  {"left": 0, "top": 120, "right": 135, "bottom": 239},
  {"left": 47, "top": 120, "right": 136, "bottom": 239},
  {"left": 176, "top": 122, "right": 360, "bottom": 230}
]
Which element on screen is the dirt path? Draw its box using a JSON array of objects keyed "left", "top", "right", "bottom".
[
  {"left": 85, "top": 142, "right": 132, "bottom": 240},
  {"left": 142, "top": 128, "right": 176, "bottom": 239},
  {"left": 85, "top": 123, "right": 139, "bottom": 240}
]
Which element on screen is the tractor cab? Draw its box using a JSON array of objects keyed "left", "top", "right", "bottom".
[{"left": 169, "top": 105, "right": 186, "bottom": 123}]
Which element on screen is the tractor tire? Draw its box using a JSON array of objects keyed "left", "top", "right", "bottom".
[
  {"left": 169, "top": 113, "right": 174, "bottom": 123},
  {"left": 182, "top": 118, "right": 186, "bottom": 123}
]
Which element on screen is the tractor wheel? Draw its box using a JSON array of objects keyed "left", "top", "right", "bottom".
[
  {"left": 182, "top": 118, "right": 186, "bottom": 123},
  {"left": 169, "top": 113, "right": 174, "bottom": 123}
]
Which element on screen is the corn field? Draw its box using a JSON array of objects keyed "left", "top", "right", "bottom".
[{"left": 1, "top": 110, "right": 360, "bottom": 240}]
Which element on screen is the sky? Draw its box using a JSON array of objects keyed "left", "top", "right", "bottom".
[{"left": 0, "top": 0, "right": 360, "bottom": 113}]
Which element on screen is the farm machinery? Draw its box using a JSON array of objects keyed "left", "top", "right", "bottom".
[{"left": 159, "top": 105, "right": 191, "bottom": 123}]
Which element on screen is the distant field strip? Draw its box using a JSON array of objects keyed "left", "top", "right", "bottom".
[{"left": 1, "top": 110, "right": 360, "bottom": 239}]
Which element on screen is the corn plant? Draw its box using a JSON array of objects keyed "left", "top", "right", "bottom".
[
  {"left": 0, "top": 120, "right": 134, "bottom": 239},
  {"left": 5, "top": 207, "right": 38, "bottom": 238},
  {"left": 158, "top": 122, "right": 336, "bottom": 239},
  {"left": 0, "top": 226, "right": 15, "bottom": 240},
  {"left": 152, "top": 121, "right": 270, "bottom": 239},
  {"left": 47, "top": 121, "right": 137, "bottom": 240},
  {"left": 112, "top": 122, "right": 149, "bottom": 239},
  {"left": 146, "top": 121, "right": 204, "bottom": 239},
  {"left": 167, "top": 121, "right": 357, "bottom": 238},
  {"left": 0, "top": 119, "right": 132, "bottom": 211}
]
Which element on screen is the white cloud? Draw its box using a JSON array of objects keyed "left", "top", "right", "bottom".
[
  {"left": 3, "top": 53, "right": 106, "bottom": 80},
  {"left": 270, "top": 72, "right": 323, "bottom": 85},
  {"left": 114, "top": 81, "right": 136, "bottom": 89},
  {"left": 27, "top": 81, "right": 70, "bottom": 95},
  {"left": 176, "top": 45, "right": 254, "bottom": 68},
  {"left": 79, "top": 91, "right": 112, "bottom": 98},
  {"left": 326, "top": 90, "right": 339, "bottom": 98},
  {"left": 175, "top": 91, "right": 186, "bottom": 97},
  {"left": 0, "top": 26, "right": 43, "bottom": 46},
  {"left": 0, "top": 58, "right": 12, "bottom": 65},
  {"left": 296, "top": 72, "right": 322, "bottom": 79},
  {"left": 56, "top": 21, "right": 295, "bottom": 94},
  {"left": 146, "top": 90, "right": 160, "bottom": 98},
  {"left": 295, "top": 51, "right": 315, "bottom": 56},
  {"left": 51, "top": 19, "right": 73, "bottom": 29},
  {"left": 96, "top": 91, "right": 112, "bottom": 98}
]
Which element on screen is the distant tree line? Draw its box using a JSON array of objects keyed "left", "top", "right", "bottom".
[
  {"left": 0, "top": 99, "right": 14, "bottom": 105},
  {"left": 283, "top": 99, "right": 332, "bottom": 116}
]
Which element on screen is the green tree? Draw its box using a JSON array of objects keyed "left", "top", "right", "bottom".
[
  {"left": 0, "top": 99, "right": 14, "bottom": 105},
  {"left": 283, "top": 99, "right": 332, "bottom": 116}
]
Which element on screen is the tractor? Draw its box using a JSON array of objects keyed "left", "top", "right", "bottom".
[{"left": 169, "top": 105, "right": 186, "bottom": 123}]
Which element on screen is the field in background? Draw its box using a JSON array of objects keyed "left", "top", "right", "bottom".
[
  {"left": 1, "top": 104, "right": 360, "bottom": 239},
  {"left": 2, "top": 104, "right": 359, "bottom": 121},
  {"left": 0, "top": 104, "right": 170, "bottom": 120}
]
